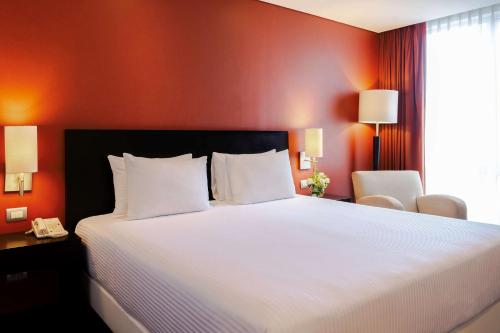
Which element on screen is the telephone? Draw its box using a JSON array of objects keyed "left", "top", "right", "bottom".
[{"left": 26, "top": 218, "right": 68, "bottom": 239}]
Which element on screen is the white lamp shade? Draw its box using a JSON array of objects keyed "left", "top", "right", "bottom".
[
  {"left": 359, "top": 90, "right": 398, "bottom": 124},
  {"left": 305, "top": 128, "right": 323, "bottom": 158},
  {"left": 5, "top": 126, "right": 38, "bottom": 173}
]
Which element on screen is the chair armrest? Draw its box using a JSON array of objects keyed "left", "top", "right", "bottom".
[
  {"left": 416, "top": 194, "right": 467, "bottom": 220},
  {"left": 357, "top": 195, "right": 405, "bottom": 211}
]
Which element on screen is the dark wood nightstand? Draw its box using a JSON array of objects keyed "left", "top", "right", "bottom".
[
  {"left": 321, "top": 194, "right": 353, "bottom": 202},
  {"left": 0, "top": 232, "right": 109, "bottom": 331}
]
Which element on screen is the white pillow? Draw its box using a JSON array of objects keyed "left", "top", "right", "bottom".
[
  {"left": 226, "top": 149, "right": 295, "bottom": 204},
  {"left": 124, "top": 153, "right": 209, "bottom": 220},
  {"left": 108, "top": 153, "right": 192, "bottom": 215},
  {"left": 211, "top": 150, "right": 276, "bottom": 201}
]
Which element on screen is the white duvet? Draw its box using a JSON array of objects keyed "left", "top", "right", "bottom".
[{"left": 76, "top": 196, "right": 500, "bottom": 333}]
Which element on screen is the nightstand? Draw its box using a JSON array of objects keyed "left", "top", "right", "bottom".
[
  {"left": 0, "top": 232, "right": 94, "bottom": 329},
  {"left": 321, "top": 194, "right": 353, "bottom": 203}
]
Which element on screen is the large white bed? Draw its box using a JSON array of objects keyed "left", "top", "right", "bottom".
[{"left": 76, "top": 195, "right": 500, "bottom": 333}]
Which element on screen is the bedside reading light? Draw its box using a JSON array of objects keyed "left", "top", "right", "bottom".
[
  {"left": 305, "top": 128, "right": 323, "bottom": 173},
  {"left": 4, "top": 126, "right": 38, "bottom": 196}
]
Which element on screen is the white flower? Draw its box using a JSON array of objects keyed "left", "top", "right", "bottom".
[{"left": 307, "top": 170, "right": 331, "bottom": 193}]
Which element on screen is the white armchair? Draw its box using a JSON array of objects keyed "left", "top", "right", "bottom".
[{"left": 352, "top": 171, "right": 467, "bottom": 220}]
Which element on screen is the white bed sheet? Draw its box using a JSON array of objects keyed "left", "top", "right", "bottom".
[{"left": 76, "top": 196, "right": 500, "bottom": 333}]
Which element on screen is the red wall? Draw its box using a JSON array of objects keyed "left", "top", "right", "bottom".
[{"left": 0, "top": 0, "right": 377, "bottom": 234}]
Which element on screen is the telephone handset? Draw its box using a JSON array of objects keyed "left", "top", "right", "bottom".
[{"left": 26, "top": 218, "right": 68, "bottom": 238}]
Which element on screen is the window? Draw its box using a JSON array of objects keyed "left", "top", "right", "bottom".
[{"left": 426, "top": 6, "right": 500, "bottom": 224}]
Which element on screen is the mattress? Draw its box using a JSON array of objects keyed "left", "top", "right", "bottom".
[{"left": 75, "top": 196, "right": 500, "bottom": 333}]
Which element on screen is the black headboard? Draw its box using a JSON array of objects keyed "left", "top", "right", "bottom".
[{"left": 65, "top": 130, "right": 289, "bottom": 231}]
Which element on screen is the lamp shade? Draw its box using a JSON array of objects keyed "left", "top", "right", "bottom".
[
  {"left": 5, "top": 126, "right": 38, "bottom": 174},
  {"left": 305, "top": 128, "right": 323, "bottom": 158},
  {"left": 359, "top": 90, "right": 398, "bottom": 124}
]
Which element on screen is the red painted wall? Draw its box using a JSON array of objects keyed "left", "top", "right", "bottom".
[{"left": 0, "top": 0, "right": 377, "bottom": 234}]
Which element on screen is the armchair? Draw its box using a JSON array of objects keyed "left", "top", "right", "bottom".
[{"left": 352, "top": 171, "right": 467, "bottom": 220}]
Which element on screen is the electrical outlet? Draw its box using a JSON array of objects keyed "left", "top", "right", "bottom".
[
  {"left": 6, "top": 207, "right": 27, "bottom": 223},
  {"left": 300, "top": 179, "right": 309, "bottom": 189}
]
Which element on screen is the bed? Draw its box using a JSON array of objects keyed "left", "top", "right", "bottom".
[{"left": 66, "top": 130, "right": 500, "bottom": 333}]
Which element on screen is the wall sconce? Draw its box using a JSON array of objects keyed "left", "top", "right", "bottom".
[
  {"left": 299, "top": 128, "right": 324, "bottom": 171},
  {"left": 299, "top": 152, "right": 311, "bottom": 170},
  {"left": 305, "top": 128, "right": 323, "bottom": 173},
  {"left": 4, "top": 126, "right": 38, "bottom": 196}
]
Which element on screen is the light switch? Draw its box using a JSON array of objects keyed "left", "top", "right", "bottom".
[
  {"left": 6, "top": 207, "right": 27, "bottom": 223},
  {"left": 300, "top": 179, "right": 309, "bottom": 189}
]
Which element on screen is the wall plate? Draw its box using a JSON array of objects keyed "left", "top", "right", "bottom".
[
  {"left": 4, "top": 173, "right": 32, "bottom": 193},
  {"left": 6, "top": 207, "right": 28, "bottom": 222},
  {"left": 299, "top": 152, "right": 311, "bottom": 170}
]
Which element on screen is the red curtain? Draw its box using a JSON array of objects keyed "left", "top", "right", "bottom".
[{"left": 378, "top": 23, "right": 426, "bottom": 176}]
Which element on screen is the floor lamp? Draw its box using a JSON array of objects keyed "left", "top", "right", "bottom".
[{"left": 359, "top": 90, "right": 398, "bottom": 170}]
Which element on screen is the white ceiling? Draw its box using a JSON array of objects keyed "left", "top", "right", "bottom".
[{"left": 259, "top": 0, "right": 500, "bottom": 32}]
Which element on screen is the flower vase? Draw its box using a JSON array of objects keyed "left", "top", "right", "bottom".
[
  {"left": 312, "top": 189, "right": 325, "bottom": 198},
  {"left": 307, "top": 169, "right": 330, "bottom": 198}
]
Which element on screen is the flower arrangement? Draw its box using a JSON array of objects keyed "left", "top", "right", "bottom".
[{"left": 307, "top": 171, "right": 330, "bottom": 197}]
